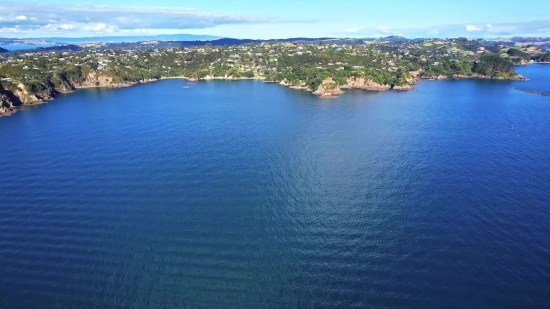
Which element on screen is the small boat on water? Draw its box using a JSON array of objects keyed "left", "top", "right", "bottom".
[{"left": 183, "top": 86, "right": 190, "bottom": 89}]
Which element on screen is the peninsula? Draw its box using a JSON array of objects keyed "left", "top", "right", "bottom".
[{"left": 2, "top": 37, "right": 545, "bottom": 117}]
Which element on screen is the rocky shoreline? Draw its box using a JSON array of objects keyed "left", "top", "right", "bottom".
[
  {"left": 276, "top": 76, "right": 416, "bottom": 99},
  {"left": 0, "top": 78, "right": 160, "bottom": 117},
  {"left": 0, "top": 73, "right": 531, "bottom": 118},
  {"left": 421, "top": 73, "right": 529, "bottom": 81}
]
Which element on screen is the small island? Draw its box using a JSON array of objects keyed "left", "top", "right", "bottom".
[{"left": 2, "top": 37, "right": 544, "bottom": 117}]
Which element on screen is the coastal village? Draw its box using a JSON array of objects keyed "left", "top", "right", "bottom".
[{"left": 1, "top": 38, "right": 548, "bottom": 116}]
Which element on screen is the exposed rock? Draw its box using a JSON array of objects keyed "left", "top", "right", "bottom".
[
  {"left": 342, "top": 77, "right": 391, "bottom": 91},
  {"left": 77, "top": 72, "right": 115, "bottom": 88},
  {"left": 13, "top": 82, "right": 42, "bottom": 104},
  {"left": 0, "top": 84, "right": 23, "bottom": 116},
  {"left": 313, "top": 78, "right": 344, "bottom": 98},
  {"left": 289, "top": 81, "right": 309, "bottom": 90},
  {"left": 0, "top": 74, "right": 162, "bottom": 117},
  {"left": 512, "top": 74, "right": 529, "bottom": 81},
  {"left": 393, "top": 85, "right": 415, "bottom": 91},
  {"left": 424, "top": 74, "right": 530, "bottom": 81}
]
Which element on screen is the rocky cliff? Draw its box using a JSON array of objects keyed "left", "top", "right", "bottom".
[
  {"left": 78, "top": 72, "right": 116, "bottom": 88},
  {"left": 0, "top": 72, "right": 148, "bottom": 117},
  {"left": 341, "top": 77, "right": 392, "bottom": 91},
  {"left": 0, "top": 84, "right": 22, "bottom": 116},
  {"left": 422, "top": 74, "right": 529, "bottom": 81},
  {"left": 313, "top": 78, "right": 344, "bottom": 98}
]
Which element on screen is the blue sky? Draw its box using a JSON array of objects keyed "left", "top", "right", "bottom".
[{"left": 1, "top": 0, "right": 549, "bottom": 38}]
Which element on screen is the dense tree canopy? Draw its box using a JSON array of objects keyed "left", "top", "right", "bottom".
[{"left": 473, "top": 55, "right": 515, "bottom": 77}]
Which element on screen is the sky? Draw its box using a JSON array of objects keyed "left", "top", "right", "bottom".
[{"left": 1, "top": 0, "right": 549, "bottom": 39}]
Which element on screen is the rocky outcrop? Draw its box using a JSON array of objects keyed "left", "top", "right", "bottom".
[
  {"left": 0, "top": 74, "right": 161, "bottom": 117},
  {"left": 1, "top": 89, "right": 21, "bottom": 116},
  {"left": 393, "top": 85, "right": 416, "bottom": 91},
  {"left": 12, "top": 82, "right": 45, "bottom": 104},
  {"left": 77, "top": 72, "right": 116, "bottom": 88},
  {"left": 277, "top": 79, "right": 311, "bottom": 91},
  {"left": 423, "top": 74, "right": 529, "bottom": 81},
  {"left": 278, "top": 80, "right": 291, "bottom": 87},
  {"left": 201, "top": 75, "right": 257, "bottom": 81},
  {"left": 289, "top": 81, "right": 309, "bottom": 90},
  {"left": 341, "top": 77, "right": 391, "bottom": 91},
  {"left": 313, "top": 78, "right": 344, "bottom": 98}
]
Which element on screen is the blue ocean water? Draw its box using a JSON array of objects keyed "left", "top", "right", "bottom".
[
  {"left": 514, "top": 64, "right": 550, "bottom": 93},
  {"left": 1, "top": 65, "right": 550, "bottom": 309}
]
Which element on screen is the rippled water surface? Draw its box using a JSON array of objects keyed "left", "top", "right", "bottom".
[
  {"left": 1, "top": 65, "right": 550, "bottom": 309},
  {"left": 514, "top": 64, "right": 550, "bottom": 93}
]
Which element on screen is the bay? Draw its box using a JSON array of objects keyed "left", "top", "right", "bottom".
[
  {"left": 1, "top": 65, "right": 549, "bottom": 309},
  {"left": 0, "top": 45, "right": 55, "bottom": 51}
]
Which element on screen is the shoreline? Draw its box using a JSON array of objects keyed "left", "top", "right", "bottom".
[
  {"left": 420, "top": 74, "right": 529, "bottom": 81},
  {"left": 0, "top": 73, "right": 536, "bottom": 118}
]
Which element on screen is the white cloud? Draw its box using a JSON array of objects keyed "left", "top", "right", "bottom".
[
  {"left": 84, "top": 23, "right": 118, "bottom": 33},
  {"left": 0, "top": 1, "right": 277, "bottom": 36},
  {"left": 85, "top": 23, "right": 106, "bottom": 32},
  {"left": 46, "top": 23, "right": 77, "bottom": 31},
  {"left": 126, "top": 28, "right": 155, "bottom": 34},
  {"left": 344, "top": 28, "right": 361, "bottom": 33},
  {"left": 466, "top": 25, "right": 483, "bottom": 32},
  {"left": 340, "top": 20, "right": 550, "bottom": 38}
]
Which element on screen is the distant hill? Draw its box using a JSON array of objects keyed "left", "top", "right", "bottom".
[
  {"left": 39, "top": 34, "right": 221, "bottom": 44},
  {"left": 35, "top": 45, "right": 82, "bottom": 52},
  {"left": 0, "top": 47, "right": 8, "bottom": 53},
  {"left": 488, "top": 37, "right": 550, "bottom": 48},
  {"left": 378, "top": 36, "right": 412, "bottom": 42},
  {"left": 189, "top": 38, "right": 259, "bottom": 46},
  {"left": 5, "top": 35, "right": 550, "bottom": 53},
  {"left": 0, "top": 35, "right": 338, "bottom": 47},
  {"left": 0, "top": 34, "right": 220, "bottom": 46},
  {"left": 176, "top": 37, "right": 338, "bottom": 46}
]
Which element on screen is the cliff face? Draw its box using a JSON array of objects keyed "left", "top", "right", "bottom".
[
  {"left": 278, "top": 79, "right": 310, "bottom": 91},
  {"left": 0, "top": 72, "right": 136, "bottom": 117},
  {"left": 0, "top": 83, "right": 24, "bottom": 116},
  {"left": 342, "top": 77, "right": 391, "bottom": 91},
  {"left": 313, "top": 78, "right": 344, "bottom": 98},
  {"left": 393, "top": 85, "right": 415, "bottom": 91},
  {"left": 13, "top": 82, "right": 42, "bottom": 104},
  {"left": 77, "top": 72, "right": 116, "bottom": 88},
  {"left": 422, "top": 73, "right": 529, "bottom": 81}
]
